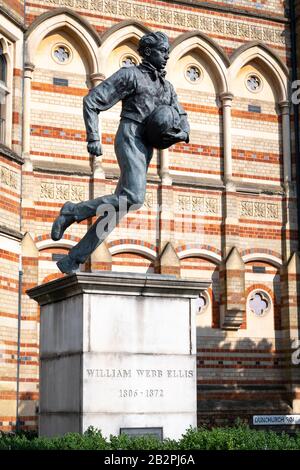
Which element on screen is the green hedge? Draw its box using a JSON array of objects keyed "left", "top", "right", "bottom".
[{"left": 1, "top": 425, "right": 300, "bottom": 450}]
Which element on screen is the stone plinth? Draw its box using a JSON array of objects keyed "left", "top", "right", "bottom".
[{"left": 27, "top": 272, "right": 210, "bottom": 439}]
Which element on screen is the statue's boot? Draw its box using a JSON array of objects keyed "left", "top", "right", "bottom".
[
  {"left": 56, "top": 254, "right": 80, "bottom": 274},
  {"left": 51, "top": 201, "right": 77, "bottom": 241}
]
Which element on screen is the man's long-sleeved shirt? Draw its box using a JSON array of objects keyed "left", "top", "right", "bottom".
[{"left": 83, "top": 61, "right": 190, "bottom": 142}]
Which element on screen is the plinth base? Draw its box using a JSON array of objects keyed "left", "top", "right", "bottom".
[{"left": 27, "top": 272, "right": 210, "bottom": 439}]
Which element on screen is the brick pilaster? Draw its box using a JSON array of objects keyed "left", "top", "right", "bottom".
[
  {"left": 156, "top": 242, "right": 180, "bottom": 278},
  {"left": 220, "top": 246, "right": 245, "bottom": 330}
]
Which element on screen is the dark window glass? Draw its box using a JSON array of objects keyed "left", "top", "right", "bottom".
[
  {"left": 0, "top": 47, "right": 6, "bottom": 84},
  {"left": 0, "top": 104, "right": 5, "bottom": 143}
]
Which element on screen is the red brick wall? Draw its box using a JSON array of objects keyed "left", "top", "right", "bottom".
[{"left": 0, "top": 0, "right": 24, "bottom": 21}]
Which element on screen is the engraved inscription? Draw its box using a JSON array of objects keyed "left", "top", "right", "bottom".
[
  {"left": 86, "top": 368, "right": 194, "bottom": 378},
  {"left": 86, "top": 367, "right": 194, "bottom": 399},
  {"left": 119, "top": 389, "right": 164, "bottom": 398},
  {"left": 84, "top": 348, "right": 196, "bottom": 415}
]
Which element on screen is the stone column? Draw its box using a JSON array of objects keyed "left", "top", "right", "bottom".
[
  {"left": 21, "top": 63, "right": 36, "bottom": 234},
  {"left": 89, "top": 72, "right": 106, "bottom": 180},
  {"left": 157, "top": 148, "right": 175, "bottom": 258},
  {"left": 90, "top": 241, "right": 112, "bottom": 272},
  {"left": 279, "top": 100, "right": 292, "bottom": 187},
  {"left": 221, "top": 247, "right": 245, "bottom": 330},
  {"left": 156, "top": 242, "right": 180, "bottom": 277},
  {"left": 90, "top": 72, "right": 106, "bottom": 88},
  {"left": 22, "top": 63, "right": 35, "bottom": 171},
  {"left": 279, "top": 101, "right": 297, "bottom": 261},
  {"left": 219, "top": 93, "right": 240, "bottom": 322},
  {"left": 160, "top": 149, "right": 172, "bottom": 187},
  {"left": 219, "top": 92, "right": 234, "bottom": 184},
  {"left": 219, "top": 92, "right": 239, "bottom": 255}
]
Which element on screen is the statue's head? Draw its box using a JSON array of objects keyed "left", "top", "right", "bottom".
[{"left": 138, "top": 32, "right": 170, "bottom": 70}]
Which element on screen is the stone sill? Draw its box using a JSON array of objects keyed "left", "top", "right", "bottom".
[{"left": 0, "top": 143, "right": 24, "bottom": 165}]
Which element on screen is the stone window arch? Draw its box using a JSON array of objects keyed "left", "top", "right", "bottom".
[
  {"left": 99, "top": 22, "right": 149, "bottom": 76},
  {"left": 168, "top": 31, "right": 229, "bottom": 94},
  {"left": 104, "top": 39, "right": 140, "bottom": 75},
  {"left": 228, "top": 43, "right": 290, "bottom": 187}
]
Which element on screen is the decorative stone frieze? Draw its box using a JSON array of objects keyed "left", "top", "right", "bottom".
[
  {"left": 240, "top": 201, "right": 279, "bottom": 220},
  {"left": 143, "top": 191, "right": 153, "bottom": 209},
  {"left": 40, "top": 0, "right": 286, "bottom": 45},
  {"left": 0, "top": 165, "right": 18, "bottom": 189},
  {"left": 40, "top": 182, "right": 86, "bottom": 201},
  {"left": 177, "top": 195, "right": 219, "bottom": 214}
]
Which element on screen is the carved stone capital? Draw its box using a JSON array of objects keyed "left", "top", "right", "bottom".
[
  {"left": 24, "top": 62, "right": 35, "bottom": 79},
  {"left": 279, "top": 100, "right": 290, "bottom": 115},
  {"left": 90, "top": 72, "right": 106, "bottom": 87},
  {"left": 224, "top": 178, "right": 236, "bottom": 192},
  {"left": 283, "top": 181, "right": 296, "bottom": 197},
  {"left": 219, "top": 92, "right": 234, "bottom": 106}
]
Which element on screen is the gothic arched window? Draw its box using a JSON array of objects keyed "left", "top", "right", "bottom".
[{"left": 0, "top": 46, "right": 6, "bottom": 83}]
